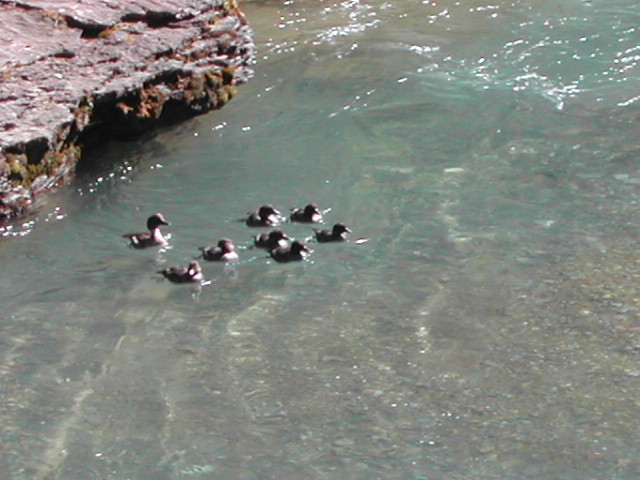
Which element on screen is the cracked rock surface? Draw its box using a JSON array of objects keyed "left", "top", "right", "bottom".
[{"left": 0, "top": 0, "right": 255, "bottom": 221}]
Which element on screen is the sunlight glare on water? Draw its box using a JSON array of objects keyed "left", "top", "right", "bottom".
[{"left": 1, "top": 0, "right": 640, "bottom": 479}]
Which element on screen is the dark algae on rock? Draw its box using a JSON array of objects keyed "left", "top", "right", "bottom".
[{"left": 0, "top": 0, "right": 255, "bottom": 222}]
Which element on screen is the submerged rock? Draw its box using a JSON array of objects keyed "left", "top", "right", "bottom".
[{"left": 0, "top": 0, "right": 255, "bottom": 222}]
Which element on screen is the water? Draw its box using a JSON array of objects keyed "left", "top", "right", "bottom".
[{"left": 2, "top": 0, "right": 640, "bottom": 478}]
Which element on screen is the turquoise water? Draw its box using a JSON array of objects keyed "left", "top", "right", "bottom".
[{"left": 2, "top": 0, "right": 640, "bottom": 478}]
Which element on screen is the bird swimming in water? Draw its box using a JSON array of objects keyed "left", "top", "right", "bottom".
[
  {"left": 290, "top": 203, "right": 323, "bottom": 223},
  {"left": 123, "top": 213, "right": 170, "bottom": 248},
  {"left": 313, "top": 223, "right": 352, "bottom": 243},
  {"left": 254, "top": 228, "right": 291, "bottom": 250},
  {"left": 246, "top": 204, "right": 283, "bottom": 227},
  {"left": 158, "top": 261, "right": 204, "bottom": 283},
  {"left": 199, "top": 238, "right": 239, "bottom": 262},
  {"left": 270, "top": 240, "right": 311, "bottom": 263}
]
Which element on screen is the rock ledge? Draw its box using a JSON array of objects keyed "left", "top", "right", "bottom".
[{"left": 0, "top": 0, "right": 255, "bottom": 221}]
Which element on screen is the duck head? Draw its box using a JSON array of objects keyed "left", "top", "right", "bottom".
[
  {"left": 147, "top": 213, "right": 169, "bottom": 231},
  {"left": 304, "top": 203, "right": 321, "bottom": 216},
  {"left": 188, "top": 261, "right": 202, "bottom": 277},
  {"left": 268, "top": 229, "right": 289, "bottom": 242},
  {"left": 259, "top": 204, "right": 281, "bottom": 220},
  {"left": 217, "top": 238, "right": 235, "bottom": 253},
  {"left": 291, "top": 240, "right": 311, "bottom": 255},
  {"left": 333, "top": 223, "right": 352, "bottom": 236}
]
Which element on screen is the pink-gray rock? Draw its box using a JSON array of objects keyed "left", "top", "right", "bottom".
[{"left": 0, "top": 0, "right": 255, "bottom": 222}]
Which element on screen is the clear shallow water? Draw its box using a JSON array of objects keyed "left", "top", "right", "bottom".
[{"left": 2, "top": 0, "right": 640, "bottom": 478}]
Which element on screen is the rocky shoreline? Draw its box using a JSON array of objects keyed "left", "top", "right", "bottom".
[{"left": 0, "top": 0, "right": 255, "bottom": 222}]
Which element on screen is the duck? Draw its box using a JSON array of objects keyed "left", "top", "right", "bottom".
[
  {"left": 199, "top": 238, "right": 239, "bottom": 262},
  {"left": 313, "top": 223, "right": 352, "bottom": 243},
  {"left": 123, "top": 213, "right": 169, "bottom": 248},
  {"left": 254, "top": 228, "right": 291, "bottom": 250},
  {"left": 158, "top": 261, "right": 204, "bottom": 284},
  {"left": 246, "top": 204, "right": 282, "bottom": 227},
  {"left": 270, "top": 240, "right": 311, "bottom": 263},
  {"left": 290, "top": 203, "right": 323, "bottom": 223}
]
